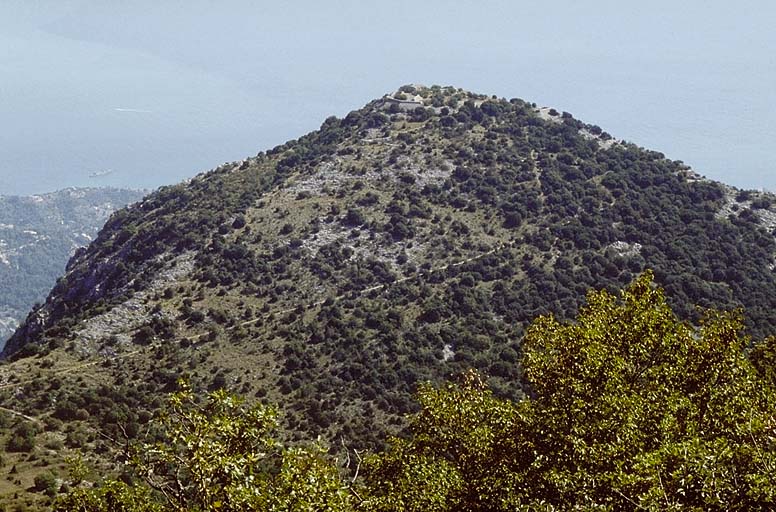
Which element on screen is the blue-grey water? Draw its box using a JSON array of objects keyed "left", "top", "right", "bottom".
[{"left": 1, "top": 0, "right": 773, "bottom": 195}]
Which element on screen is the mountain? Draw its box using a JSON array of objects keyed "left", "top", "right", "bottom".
[
  {"left": 1, "top": 85, "right": 776, "bottom": 506},
  {"left": 0, "top": 188, "right": 145, "bottom": 349}
]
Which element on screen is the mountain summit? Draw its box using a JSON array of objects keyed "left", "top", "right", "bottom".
[{"left": 2, "top": 85, "right": 776, "bottom": 453}]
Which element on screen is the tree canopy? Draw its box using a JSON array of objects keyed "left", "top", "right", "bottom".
[
  {"left": 56, "top": 273, "right": 776, "bottom": 511},
  {"left": 55, "top": 386, "right": 352, "bottom": 512}
]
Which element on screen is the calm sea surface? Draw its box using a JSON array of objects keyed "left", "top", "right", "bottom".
[{"left": 0, "top": 2, "right": 773, "bottom": 195}]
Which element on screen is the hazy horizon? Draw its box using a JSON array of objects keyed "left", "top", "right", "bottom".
[{"left": 1, "top": 1, "right": 773, "bottom": 196}]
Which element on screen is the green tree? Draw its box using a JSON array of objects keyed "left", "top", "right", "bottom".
[
  {"left": 34, "top": 471, "right": 60, "bottom": 498},
  {"left": 519, "top": 271, "right": 776, "bottom": 509},
  {"left": 359, "top": 370, "right": 522, "bottom": 511},
  {"left": 55, "top": 274, "right": 776, "bottom": 510},
  {"left": 56, "top": 384, "right": 352, "bottom": 512},
  {"left": 5, "top": 421, "right": 39, "bottom": 452},
  {"left": 360, "top": 272, "right": 776, "bottom": 510},
  {"left": 55, "top": 481, "right": 162, "bottom": 512},
  {"left": 750, "top": 335, "right": 776, "bottom": 387}
]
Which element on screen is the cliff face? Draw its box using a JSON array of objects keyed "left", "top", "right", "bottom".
[
  {"left": 0, "top": 187, "right": 144, "bottom": 348},
  {"left": 3, "top": 86, "right": 776, "bottom": 448}
]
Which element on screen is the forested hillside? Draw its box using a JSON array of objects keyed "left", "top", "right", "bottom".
[
  {"left": 55, "top": 275, "right": 776, "bottom": 511},
  {"left": 1, "top": 86, "right": 775, "bottom": 508},
  {"left": 0, "top": 188, "right": 144, "bottom": 347}
]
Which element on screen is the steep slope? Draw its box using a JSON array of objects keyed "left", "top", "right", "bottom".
[
  {"left": 0, "top": 188, "right": 145, "bottom": 347},
  {"left": 2, "top": 86, "right": 776, "bottom": 491}
]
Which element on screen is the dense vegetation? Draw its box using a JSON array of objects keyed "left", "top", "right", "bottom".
[
  {"left": 55, "top": 274, "right": 776, "bottom": 510},
  {"left": 0, "top": 187, "right": 144, "bottom": 345},
  {"left": 2, "top": 86, "right": 776, "bottom": 506}
]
